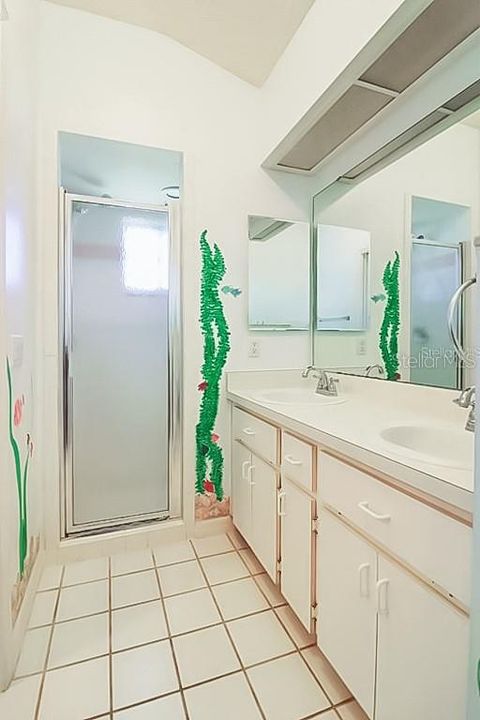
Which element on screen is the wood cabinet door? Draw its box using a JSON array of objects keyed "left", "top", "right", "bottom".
[
  {"left": 317, "top": 510, "right": 377, "bottom": 719},
  {"left": 232, "top": 440, "right": 252, "bottom": 543},
  {"left": 375, "top": 556, "right": 469, "bottom": 720},
  {"left": 251, "top": 456, "right": 277, "bottom": 580},
  {"left": 280, "top": 476, "right": 314, "bottom": 631}
]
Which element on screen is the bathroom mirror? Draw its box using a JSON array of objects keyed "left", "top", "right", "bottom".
[
  {"left": 316, "top": 224, "right": 370, "bottom": 331},
  {"left": 248, "top": 215, "right": 310, "bottom": 331},
  {"left": 313, "top": 107, "right": 480, "bottom": 390}
]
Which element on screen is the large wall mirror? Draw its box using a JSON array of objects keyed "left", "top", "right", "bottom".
[
  {"left": 313, "top": 104, "right": 480, "bottom": 390},
  {"left": 248, "top": 215, "right": 310, "bottom": 331}
]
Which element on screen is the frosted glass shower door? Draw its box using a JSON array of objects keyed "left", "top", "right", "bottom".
[
  {"left": 410, "top": 241, "right": 462, "bottom": 389},
  {"left": 65, "top": 197, "right": 172, "bottom": 531}
]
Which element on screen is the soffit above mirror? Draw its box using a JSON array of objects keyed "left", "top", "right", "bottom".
[{"left": 265, "top": 0, "right": 480, "bottom": 175}]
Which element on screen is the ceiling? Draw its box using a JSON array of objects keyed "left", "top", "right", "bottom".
[{"left": 47, "top": 0, "right": 315, "bottom": 86}]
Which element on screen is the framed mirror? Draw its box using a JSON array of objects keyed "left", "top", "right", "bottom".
[
  {"left": 313, "top": 103, "right": 480, "bottom": 389},
  {"left": 248, "top": 215, "right": 310, "bottom": 331}
]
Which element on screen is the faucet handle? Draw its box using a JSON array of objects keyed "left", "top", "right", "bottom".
[{"left": 327, "top": 376, "right": 339, "bottom": 395}]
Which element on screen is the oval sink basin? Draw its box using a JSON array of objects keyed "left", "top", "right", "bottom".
[
  {"left": 255, "top": 387, "right": 346, "bottom": 406},
  {"left": 380, "top": 424, "right": 473, "bottom": 470}
]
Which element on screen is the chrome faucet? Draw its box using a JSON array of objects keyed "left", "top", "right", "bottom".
[
  {"left": 302, "top": 366, "right": 339, "bottom": 397},
  {"left": 301, "top": 365, "right": 315, "bottom": 379},
  {"left": 454, "top": 386, "right": 475, "bottom": 432},
  {"left": 365, "top": 364, "right": 385, "bottom": 378}
]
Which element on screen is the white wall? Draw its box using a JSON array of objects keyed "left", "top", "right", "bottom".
[
  {"left": 0, "top": 0, "right": 42, "bottom": 690},
  {"left": 37, "top": 2, "right": 315, "bottom": 546},
  {"left": 36, "top": 0, "right": 420, "bottom": 548},
  {"left": 313, "top": 122, "right": 480, "bottom": 379}
]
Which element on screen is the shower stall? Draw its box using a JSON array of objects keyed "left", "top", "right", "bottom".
[{"left": 59, "top": 193, "right": 182, "bottom": 536}]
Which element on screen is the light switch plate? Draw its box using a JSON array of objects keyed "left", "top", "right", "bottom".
[{"left": 11, "top": 335, "right": 24, "bottom": 368}]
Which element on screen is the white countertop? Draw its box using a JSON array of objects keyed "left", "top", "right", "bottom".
[{"left": 227, "top": 369, "right": 474, "bottom": 514}]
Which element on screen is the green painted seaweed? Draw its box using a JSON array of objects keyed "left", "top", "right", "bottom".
[
  {"left": 379, "top": 252, "right": 400, "bottom": 381},
  {"left": 195, "top": 231, "right": 231, "bottom": 501}
]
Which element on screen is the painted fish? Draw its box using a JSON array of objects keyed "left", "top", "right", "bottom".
[{"left": 222, "top": 285, "right": 242, "bottom": 297}]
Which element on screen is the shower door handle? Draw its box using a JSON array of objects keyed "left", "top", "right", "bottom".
[{"left": 64, "top": 348, "right": 74, "bottom": 451}]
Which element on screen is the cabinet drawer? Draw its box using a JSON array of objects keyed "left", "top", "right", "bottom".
[
  {"left": 281, "top": 432, "right": 314, "bottom": 492},
  {"left": 232, "top": 407, "right": 277, "bottom": 464},
  {"left": 319, "top": 453, "right": 471, "bottom": 606}
]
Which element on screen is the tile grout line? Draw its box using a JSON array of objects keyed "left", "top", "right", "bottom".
[
  {"left": 151, "top": 548, "right": 191, "bottom": 720},
  {"left": 30, "top": 539, "right": 354, "bottom": 718},
  {"left": 31, "top": 551, "right": 285, "bottom": 629},
  {"left": 29, "top": 581, "right": 285, "bottom": 633},
  {"left": 20, "top": 604, "right": 296, "bottom": 683},
  {"left": 35, "top": 547, "right": 241, "bottom": 594},
  {"left": 230, "top": 533, "right": 345, "bottom": 710},
  {"left": 33, "top": 565, "right": 65, "bottom": 720},
  {"left": 108, "top": 556, "right": 114, "bottom": 720},
  {"left": 189, "top": 539, "right": 268, "bottom": 720},
  {"left": 15, "top": 630, "right": 320, "bottom": 683},
  {"left": 231, "top": 556, "right": 342, "bottom": 720}
]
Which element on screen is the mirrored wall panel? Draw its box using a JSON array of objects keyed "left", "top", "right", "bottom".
[
  {"left": 317, "top": 225, "right": 370, "bottom": 331},
  {"left": 249, "top": 215, "right": 310, "bottom": 331},
  {"left": 313, "top": 110, "right": 480, "bottom": 389}
]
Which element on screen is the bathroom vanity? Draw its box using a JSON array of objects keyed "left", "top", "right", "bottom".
[{"left": 227, "top": 370, "right": 473, "bottom": 720}]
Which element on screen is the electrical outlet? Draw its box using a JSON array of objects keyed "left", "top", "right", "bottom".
[
  {"left": 356, "top": 338, "right": 367, "bottom": 356},
  {"left": 248, "top": 340, "right": 260, "bottom": 358}
]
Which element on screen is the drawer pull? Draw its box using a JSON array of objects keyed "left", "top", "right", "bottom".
[
  {"left": 358, "top": 501, "right": 391, "bottom": 522},
  {"left": 358, "top": 563, "right": 370, "bottom": 598},
  {"left": 247, "top": 464, "right": 256, "bottom": 487},
  {"left": 242, "top": 427, "right": 256, "bottom": 436},
  {"left": 241, "top": 460, "right": 251, "bottom": 480},
  {"left": 277, "top": 491, "right": 287, "bottom": 517},
  {"left": 376, "top": 578, "right": 389, "bottom": 615},
  {"left": 284, "top": 454, "right": 302, "bottom": 466}
]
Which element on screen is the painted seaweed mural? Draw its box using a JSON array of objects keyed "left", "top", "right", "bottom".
[
  {"left": 379, "top": 251, "right": 400, "bottom": 381},
  {"left": 7, "top": 357, "right": 34, "bottom": 577},
  {"left": 195, "top": 230, "right": 231, "bottom": 509}
]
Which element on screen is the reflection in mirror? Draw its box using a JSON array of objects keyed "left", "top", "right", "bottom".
[
  {"left": 410, "top": 197, "right": 469, "bottom": 388},
  {"left": 316, "top": 225, "right": 370, "bottom": 331},
  {"left": 248, "top": 215, "right": 309, "bottom": 331},
  {"left": 313, "top": 108, "right": 480, "bottom": 389}
]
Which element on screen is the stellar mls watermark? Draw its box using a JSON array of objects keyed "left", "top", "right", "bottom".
[{"left": 399, "top": 347, "right": 477, "bottom": 370}]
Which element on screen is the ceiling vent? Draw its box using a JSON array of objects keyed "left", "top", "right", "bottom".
[
  {"left": 266, "top": 0, "right": 480, "bottom": 175},
  {"left": 340, "top": 78, "right": 480, "bottom": 182}
]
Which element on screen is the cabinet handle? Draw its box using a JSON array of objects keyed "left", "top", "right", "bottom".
[
  {"left": 247, "top": 464, "right": 256, "bottom": 487},
  {"left": 242, "top": 427, "right": 256, "bottom": 436},
  {"left": 241, "top": 460, "right": 250, "bottom": 480},
  {"left": 284, "top": 454, "right": 302, "bottom": 466},
  {"left": 358, "top": 501, "right": 391, "bottom": 522},
  {"left": 376, "top": 579, "right": 389, "bottom": 615},
  {"left": 277, "top": 490, "right": 287, "bottom": 517},
  {"left": 358, "top": 563, "right": 370, "bottom": 598}
]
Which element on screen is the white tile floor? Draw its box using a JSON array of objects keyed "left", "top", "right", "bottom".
[{"left": 2, "top": 532, "right": 369, "bottom": 720}]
